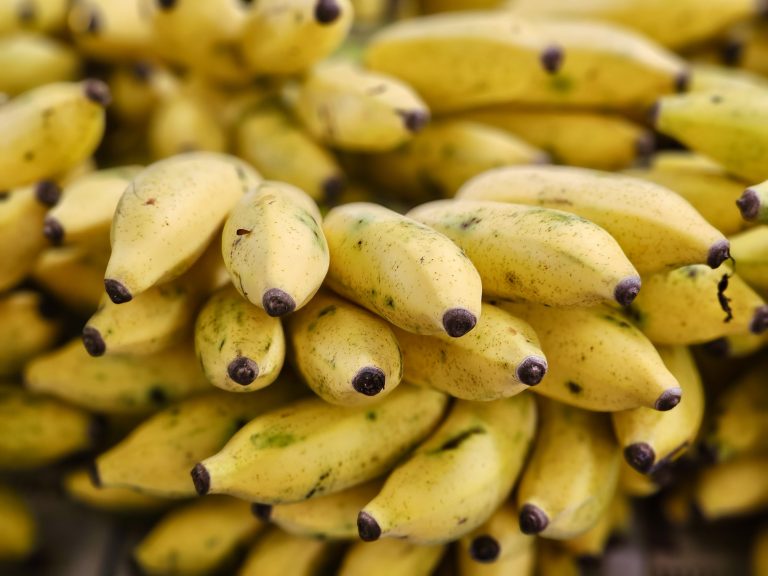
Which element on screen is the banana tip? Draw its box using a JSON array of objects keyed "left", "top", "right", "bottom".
[
  {"left": 357, "top": 511, "right": 381, "bottom": 541},
  {"left": 191, "top": 463, "right": 210, "bottom": 495},
  {"left": 314, "top": 0, "right": 342, "bottom": 24},
  {"left": 540, "top": 45, "right": 564, "bottom": 74},
  {"left": 517, "top": 356, "right": 547, "bottom": 386},
  {"left": 634, "top": 132, "right": 656, "bottom": 161},
  {"left": 43, "top": 216, "right": 64, "bottom": 245},
  {"left": 615, "top": 276, "right": 642, "bottom": 307},
  {"left": 35, "top": 180, "right": 61, "bottom": 207},
  {"left": 104, "top": 279, "right": 133, "bottom": 304},
  {"left": 442, "top": 308, "right": 477, "bottom": 338},
  {"left": 322, "top": 175, "right": 345, "bottom": 205},
  {"left": 624, "top": 442, "right": 655, "bottom": 474},
  {"left": 352, "top": 366, "right": 386, "bottom": 396},
  {"left": 654, "top": 387, "right": 682, "bottom": 411},
  {"left": 399, "top": 109, "right": 430, "bottom": 133},
  {"left": 469, "top": 535, "right": 500, "bottom": 563},
  {"left": 83, "top": 79, "right": 111, "bottom": 107},
  {"left": 87, "top": 461, "right": 102, "bottom": 488},
  {"left": 701, "top": 337, "right": 729, "bottom": 357},
  {"left": 675, "top": 70, "right": 690, "bottom": 93},
  {"left": 156, "top": 0, "right": 177, "bottom": 10},
  {"left": 251, "top": 503, "right": 273, "bottom": 522},
  {"left": 648, "top": 101, "right": 661, "bottom": 127},
  {"left": 227, "top": 356, "right": 259, "bottom": 386},
  {"left": 519, "top": 504, "right": 548, "bottom": 535},
  {"left": 262, "top": 288, "right": 296, "bottom": 317},
  {"left": 736, "top": 188, "right": 760, "bottom": 220},
  {"left": 749, "top": 305, "right": 768, "bottom": 333},
  {"left": 82, "top": 326, "right": 106, "bottom": 357},
  {"left": 707, "top": 239, "right": 730, "bottom": 269}
]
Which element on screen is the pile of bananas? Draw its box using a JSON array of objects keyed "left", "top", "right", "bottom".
[{"left": 3, "top": 0, "right": 768, "bottom": 574}]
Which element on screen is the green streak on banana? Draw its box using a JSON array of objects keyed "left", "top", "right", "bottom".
[
  {"left": 239, "top": 529, "right": 339, "bottom": 576},
  {"left": 393, "top": 302, "right": 546, "bottom": 400},
  {"left": 0, "top": 484, "right": 36, "bottom": 562},
  {"left": 729, "top": 226, "right": 768, "bottom": 294},
  {"left": 739, "top": 179, "right": 768, "bottom": 224},
  {"left": 561, "top": 493, "right": 630, "bottom": 559},
  {"left": 25, "top": 339, "right": 210, "bottom": 415},
  {"left": 194, "top": 285, "right": 286, "bottom": 392},
  {"left": 134, "top": 496, "right": 262, "bottom": 576},
  {"left": 0, "top": 0, "right": 68, "bottom": 35},
  {"left": 0, "top": 291, "right": 61, "bottom": 377},
  {"left": 516, "top": 398, "right": 620, "bottom": 540},
  {"left": 694, "top": 455, "right": 768, "bottom": 520},
  {"left": 0, "top": 385, "right": 95, "bottom": 470},
  {"left": 498, "top": 302, "right": 681, "bottom": 412},
  {"left": 535, "top": 540, "right": 579, "bottom": 576},
  {"left": 409, "top": 199, "right": 640, "bottom": 308},
  {"left": 287, "top": 290, "right": 402, "bottom": 405},
  {"left": 618, "top": 459, "right": 660, "bottom": 497},
  {"left": 457, "top": 165, "right": 730, "bottom": 274},
  {"left": 339, "top": 539, "right": 445, "bottom": 576},
  {"left": 195, "top": 384, "right": 448, "bottom": 504},
  {"left": 612, "top": 346, "right": 705, "bottom": 475},
  {"left": 67, "top": 0, "right": 154, "bottom": 62},
  {"left": 323, "top": 202, "right": 482, "bottom": 337},
  {"left": 64, "top": 468, "right": 172, "bottom": 513},
  {"left": 293, "top": 60, "right": 431, "bottom": 151},
  {"left": 358, "top": 394, "right": 536, "bottom": 544},
  {"left": 0, "top": 80, "right": 108, "bottom": 190},
  {"left": 222, "top": 180, "right": 328, "bottom": 317},
  {"left": 0, "top": 33, "right": 80, "bottom": 96},
  {"left": 105, "top": 152, "right": 261, "bottom": 305},
  {"left": 96, "top": 380, "right": 305, "bottom": 498}
]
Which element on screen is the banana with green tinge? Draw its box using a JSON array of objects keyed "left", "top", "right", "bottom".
[
  {"left": 694, "top": 455, "right": 768, "bottom": 520},
  {"left": 0, "top": 33, "right": 80, "bottom": 96},
  {"left": 408, "top": 199, "right": 641, "bottom": 308},
  {"left": 457, "top": 165, "right": 731, "bottom": 274},
  {"left": 193, "top": 384, "right": 448, "bottom": 504},
  {"left": 238, "top": 528, "right": 339, "bottom": 576},
  {"left": 64, "top": 468, "right": 171, "bottom": 513},
  {"left": 0, "top": 484, "right": 36, "bottom": 562},
  {"left": 392, "top": 302, "right": 546, "bottom": 400},
  {"left": 322, "top": 202, "right": 482, "bottom": 337},
  {"left": 0, "top": 291, "right": 61, "bottom": 377},
  {"left": 67, "top": 0, "right": 153, "bottom": 62},
  {"left": 357, "top": 393, "right": 536, "bottom": 544},
  {"left": 516, "top": 398, "right": 620, "bottom": 539},
  {"left": 339, "top": 539, "right": 445, "bottom": 576}
]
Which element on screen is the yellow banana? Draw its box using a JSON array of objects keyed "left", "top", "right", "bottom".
[
  {"left": 689, "top": 63, "right": 768, "bottom": 95},
  {"left": 618, "top": 459, "right": 660, "bottom": 497},
  {"left": 105, "top": 152, "right": 261, "bottom": 304},
  {"left": 694, "top": 455, "right": 768, "bottom": 520},
  {"left": 322, "top": 202, "right": 482, "bottom": 337},
  {"left": 392, "top": 302, "right": 547, "bottom": 400},
  {"left": 729, "top": 226, "right": 768, "bottom": 294},
  {"left": 64, "top": 468, "right": 171, "bottom": 513},
  {"left": 238, "top": 529, "right": 339, "bottom": 576},
  {"left": 703, "top": 331, "right": 768, "bottom": 359},
  {"left": 498, "top": 302, "right": 682, "bottom": 412},
  {"left": 68, "top": 0, "right": 153, "bottom": 62},
  {"left": 339, "top": 539, "right": 446, "bottom": 576},
  {"left": 358, "top": 393, "right": 536, "bottom": 544},
  {"left": 107, "top": 63, "right": 179, "bottom": 125},
  {"left": 0, "top": 33, "right": 80, "bottom": 96},
  {"left": 561, "top": 493, "right": 631, "bottom": 559},
  {"left": 649, "top": 150, "right": 726, "bottom": 175},
  {"left": 457, "top": 166, "right": 731, "bottom": 274},
  {"left": 194, "top": 384, "right": 448, "bottom": 503},
  {"left": 738, "top": 179, "right": 768, "bottom": 224},
  {"left": 535, "top": 540, "right": 579, "bottom": 576},
  {"left": 0, "top": 0, "right": 68, "bottom": 35},
  {"left": 409, "top": 199, "right": 641, "bottom": 308},
  {"left": 516, "top": 398, "right": 620, "bottom": 539},
  {"left": 292, "top": 60, "right": 431, "bottom": 151},
  {"left": 0, "top": 291, "right": 61, "bottom": 377},
  {"left": 0, "top": 80, "right": 109, "bottom": 190},
  {"left": 0, "top": 484, "right": 36, "bottom": 562},
  {"left": 423, "top": 0, "right": 504, "bottom": 11}
]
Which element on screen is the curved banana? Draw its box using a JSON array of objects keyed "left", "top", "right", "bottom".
[
  {"left": 649, "top": 150, "right": 726, "bottom": 175},
  {"left": 694, "top": 455, "right": 768, "bottom": 520},
  {"left": 0, "top": 484, "right": 36, "bottom": 562},
  {"left": 618, "top": 459, "right": 660, "bottom": 497},
  {"left": 457, "top": 165, "right": 731, "bottom": 274},
  {"left": 194, "top": 384, "right": 448, "bottom": 503},
  {"left": 64, "top": 468, "right": 171, "bottom": 513},
  {"left": 0, "top": 33, "right": 80, "bottom": 96},
  {"left": 239, "top": 529, "right": 338, "bottom": 576},
  {"left": 689, "top": 63, "right": 768, "bottom": 95},
  {"left": 322, "top": 202, "right": 482, "bottom": 337},
  {"left": 339, "top": 539, "right": 445, "bottom": 576},
  {"left": 107, "top": 63, "right": 179, "bottom": 125},
  {"left": 0, "top": 291, "right": 61, "bottom": 377},
  {"left": 357, "top": 393, "right": 536, "bottom": 544},
  {"left": 561, "top": 493, "right": 631, "bottom": 559},
  {"left": 728, "top": 226, "right": 768, "bottom": 294},
  {"left": 68, "top": 0, "right": 153, "bottom": 62},
  {"left": 408, "top": 199, "right": 640, "bottom": 308},
  {"left": 0, "top": 0, "right": 68, "bottom": 35}
]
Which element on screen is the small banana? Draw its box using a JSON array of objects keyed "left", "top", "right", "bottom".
[
  {"left": 650, "top": 150, "right": 726, "bottom": 175},
  {"left": 238, "top": 529, "right": 339, "bottom": 576},
  {"left": 64, "top": 468, "right": 171, "bottom": 513},
  {"left": 561, "top": 494, "right": 631, "bottom": 559},
  {"left": 322, "top": 202, "right": 482, "bottom": 337},
  {"left": 618, "top": 459, "right": 660, "bottom": 498},
  {"left": 358, "top": 394, "right": 536, "bottom": 544},
  {"left": 408, "top": 199, "right": 641, "bottom": 308},
  {"left": 0, "top": 0, "right": 68, "bottom": 35},
  {"left": 689, "top": 63, "right": 768, "bottom": 95},
  {"left": 339, "top": 539, "right": 446, "bottom": 576},
  {"left": 0, "top": 291, "right": 61, "bottom": 377},
  {"left": 194, "top": 384, "right": 448, "bottom": 503},
  {"left": 67, "top": 0, "right": 153, "bottom": 62},
  {"left": 728, "top": 226, "right": 768, "bottom": 294},
  {"left": 0, "top": 33, "right": 80, "bottom": 96},
  {"left": 694, "top": 455, "right": 768, "bottom": 520},
  {"left": 738, "top": 179, "right": 768, "bottom": 224},
  {"left": 0, "top": 484, "right": 36, "bottom": 562},
  {"left": 107, "top": 63, "right": 178, "bottom": 124},
  {"left": 516, "top": 398, "right": 620, "bottom": 539}
]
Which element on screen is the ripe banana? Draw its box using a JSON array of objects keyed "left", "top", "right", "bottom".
[
  {"left": 689, "top": 63, "right": 768, "bottom": 95},
  {"left": 63, "top": 468, "right": 171, "bottom": 513},
  {"left": 618, "top": 458, "right": 660, "bottom": 497},
  {"left": 738, "top": 179, "right": 768, "bottom": 224},
  {"left": 107, "top": 63, "right": 178, "bottom": 124},
  {"left": 561, "top": 493, "right": 631, "bottom": 559},
  {"left": 0, "top": 291, "right": 61, "bottom": 377},
  {"left": 650, "top": 150, "right": 726, "bottom": 175},
  {"left": 694, "top": 455, "right": 768, "bottom": 520},
  {"left": 0, "top": 33, "right": 80, "bottom": 96},
  {"left": 0, "top": 484, "right": 36, "bottom": 562},
  {"left": 286, "top": 290, "right": 402, "bottom": 405},
  {"left": 0, "top": 0, "right": 68, "bottom": 35},
  {"left": 535, "top": 540, "right": 579, "bottom": 576},
  {"left": 339, "top": 539, "right": 446, "bottom": 576},
  {"left": 322, "top": 202, "right": 482, "bottom": 337},
  {"left": 457, "top": 166, "right": 731, "bottom": 275},
  {"left": 194, "top": 384, "right": 448, "bottom": 503},
  {"left": 409, "top": 199, "right": 641, "bottom": 308},
  {"left": 728, "top": 226, "right": 768, "bottom": 294},
  {"left": 32, "top": 245, "right": 109, "bottom": 315},
  {"left": 68, "top": 0, "right": 153, "bottom": 62},
  {"left": 239, "top": 528, "right": 339, "bottom": 576},
  {"left": 516, "top": 398, "right": 620, "bottom": 539},
  {"left": 392, "top": 302, "right": 547, "bottom": 400},
  {"left": 357, "top": 393, "right": 536, "bottom": 544}
]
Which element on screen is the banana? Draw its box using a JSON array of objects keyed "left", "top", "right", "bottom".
[
  {"left": 236, "top": 104, "right": 346, "bottom": 204},
  {"left": 497, "top": 302, "right": 682, "bottom": 412},
  {"left": 105, "top": 152, "right": 261, "bottom": 304},
  {"left": 194, "top": 384, "right": 448, "bottom": 503},
  {"left": 339, "top": 539, "right": 446, "bottom": 576},
  {"left": 650, "top": 150, "right": 726, "bottom": 175},
  {"left": 0, "top": 484, "right": 36, "bottom": 562},
  {"left": 535, "top": 540, "right": 579, "bottom": 576},
  {"left": 134, "top": 496, "right": 262, "bottom": 576},
  {"left": 25, "top": 339, "right": 210, "bottom": 415},
  {"left": 516, "top": 398, "right": 620, "bottom": 539},
  {"left": 628, "top": 265, "right": 768, "bottom": 345},
  {"left": 422, "top": 0, "right": 504, "bottom": 12},
  {"left": 738, "top": 179, "right": 768, "bottom": 224},
  {"left": 612, "top": 346, "right": 705, "bottom": 475},
  {"left": 357, "top": 393, "right": 536, "bottom": 544},
  {"left": 322, "top": 202, "right": 482, "bottom": 337},
  {"left": 240, "top": 0, "right": 354, "bottom": 75},
  {"left": 753, "top": 526, "right": 768, "bottom": 576},
  {"left": 703, "top": 331, "right": 768, "bottom": 359},
  {"left": 194, "top": 285, "right": 286, "bottom": 392},
  {"left": 694, "top": 455, "right": 768, "bottom": 520},
  {"left": 729, "top": 226, "right": 768, "bottom": 294},
  {"left": 392, "top": 302, "right": 547, "bottom": 400},
  {"left": 64, "top": 468, "right": 171, "bottom": 513},
  {"left": 661, "top": 478, "right": 696, "bottom": 526},
  {"left": 0, "top": 385, "right": 96, "bottom": 470},
  {"left": 408, "top": 199, "right": 641, "bottom": 308},
  {"left": 222, "top": 180, "right": 328, "bottom": 316},
  {"left": 0, "top": 80, "right": 109, "bottom": 190},
  {"left": 107, "top": 63, "right": 179, "bottom": 125},
  {"left": 561, "top": 493, "right": 630, "bottom": 559},
  {"left": 0, "top": 0, "right": 68, "bottom": 35},
  {"left": 0, "top": 291, "right": 61, "bottom": 377},
  {"left": 0, "top": 33, "right": 80, "bottom": 96},
  {"left": 68, "top": 0, "right": 153, "bottom": 62},
  {"left": 95, "top": 379, "right": 306, "bottom": 498},
  {"left": 292, "top": 60, "right": 431, "bottom": 151},
  {"left": 239, "top": 529, "right": 339, "bottom": 576},
  {"left": 456, "top": 166, "right": 731, "bottom": 274},
  {"left": 689, "top": 63, "right": 768, "bottom": 95},
  {"left": 618, "top": 458, "right": 660, "bottom": 497}
]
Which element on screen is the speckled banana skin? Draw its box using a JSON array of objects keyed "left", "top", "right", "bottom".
[
  {"left": 358, "top": 393, "right": 536, "bottom": 544},
  {"left": 64, "top": 469, "right": 171, "bottom": 513},
  {"left": 67, "top": 0, "right": 153, "bottom": 62},
  {"left": 0, "top": 484, "right": 36, "bottom": 562},
  {"left": 694, "top": 455, "right": 768, "bottom": 520},
  {"left": 0, "top": 291, "right": 60, "bottom": 377},
  {"left": 457, "top": 165, "right": 729, "bottom": 275},
  {"left": 339, "top": 539, "right": 445, "bottom": 576},
  {"left": 408, "top": 199, "right": 640, "bottom": 308},
  {"left": 195, "top": 384, "right": 448, "bottom": 504},
  {"left": 322, "top": 202, "right": 482, "bottom": 337},
  {"left": 239, "top": 528, "right": 337, "bottom": 576},
  {"left": 0, "top": 33, "right": 80, "bottom": 96}
]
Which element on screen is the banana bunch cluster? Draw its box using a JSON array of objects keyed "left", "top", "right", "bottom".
[{"left": 2, "top": 0, "right": 768, "bottom": 575}]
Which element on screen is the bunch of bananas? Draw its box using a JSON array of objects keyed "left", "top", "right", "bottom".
[{"left": 2, "top": 0, "right": 768, "bottom": 575}]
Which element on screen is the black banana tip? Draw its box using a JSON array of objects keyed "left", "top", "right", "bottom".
[
  {"left": 635, "top": 132, "right": 656, "bottom": 162},
  {"left": 227, "top": 356, "right": 259, "bottom": 386},
  {"left": 191, "top": 463, "right": 210, "bottom": 495},
  {"left": 357, "top": 511, "right": 381, "bottom": 541},
  {"left": 442, "top": 308, "right": 477, "bottom": 338},
  {"left": 35, "top": 180, "right": 61, "bottom": 207},
  {"left": 624, "top": 442, "right": 656, "bottom": 474},
  {"left": 83, "top": 79, "right": 111, "bottom": 107},
  {"left": 517, "top": 356, "right": 547, "bottom": 386},
  {"left": 352, "top": 366, "right": 386, "bottom": 396},
  {"left": 749, "top": 305, "right": 768, "bottom": 333},
  {"left": 262, "top": 288, "right": 296, "bottom": 317},
  {"left": 655, "top": 387, "right": 682, "bottom": 411},
  {"left": 722, "top": 39, "right": 744, "bottom": 66},
  {"left": 736, "top": 188, "right": 760, "bottom": 220},
  {"left": 702, "top": 337, "right": 730, "bottom": 357},
  {"left": 707, "top": 239, "right": 731, "bottom": 269},
  {"left": 519, "top": 504, "right": 549, "bottom": 535},
  {"left": 85, "top": 9, "right": 100, "bottom": 34},
  {"left": 615, "top": 276, "right": 642, "bottom": 307},
  {"left": 104, "top": 279, "right": 133, "bottom": 304},
  {"left": 540, "top": 45, "right": 564, "bottom": 74},
  {"left": 156, "top": 0, "right": 177, "bottom": 9},
  {"left": 314, "top": 0, "right": 342, "bottom": 23},
  {"left": 648, "top": 101, "right": 661, "bottom": 127},
  {"left": 87, "top": 461, "right": 102, "bottom": 488},
  {"left": 399, "top": 109, "right": 430, "bottom": 133},
  {"left": 469, "top": 535, "right": 500, "bottom": 563},
  {"left": 88, "top": 414, "right": 107, "bottom": 447},
  {"left": 251, "top": 503, "right": 273, "bottom": 522},
  {"left": 43, "top": 216, "right": 64, "bottom": 245},
  {"left": 82, "top": 326, "right": 106, "bottom": 357},
  {"left": 321, "top": 175, "right": 345, "bottom": 205},
  {"left": 675, "top": 70, "right": 690, "bottom": 93}
]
